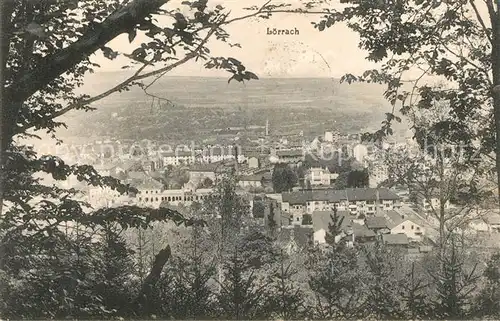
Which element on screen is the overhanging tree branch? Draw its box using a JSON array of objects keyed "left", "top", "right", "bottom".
[
  {"left": 5, "top": 0, "right": 168, "bottom": 104},
  {"left": 19, "top": 16, "right": 225, "bottom": 134}
]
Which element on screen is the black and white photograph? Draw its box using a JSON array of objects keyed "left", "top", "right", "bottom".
[{"left": 1, "top": 0, "right": 500, "bottom": 319}]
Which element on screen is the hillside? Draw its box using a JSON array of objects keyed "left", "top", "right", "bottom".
[{"left": 53, "top": 73, "right": 406, "bottom": 143}]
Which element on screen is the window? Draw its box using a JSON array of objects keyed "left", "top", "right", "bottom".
[
  {"left": 411, "top": 225, "right": 414, "bottom": 230},
  {"left": 402, "top": 225, "right": 405, "bottom": 229},
  {"left": 296, "top": 217, "right": 300, "bottom": 222},
  {"left": 416, "top": 226, "right": 420, "bottom": 230},
  {"left": 145, "top": 198, "right": 149, "bottom": 202}
]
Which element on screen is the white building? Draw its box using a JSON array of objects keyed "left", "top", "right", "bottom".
[
  {"left": 201, "top": 146, "right": 246, "bottom": 164},
  {"left": 353, "top": 144, "right": 369, "bottom": 166},
  {"left": 134, "top": 180, "right": 213, "bottom": 208},
  {"left": 248, "top": 156, "right": 260, "bottom": 169},
  {"left": 161, "top": 150, "right": 196, "bottom": 166},
  {"left": 312, "top": 211, "right": 348, "bottom": 244},
  {"left": 305, "top": 167, "right": 339, "bottom": 186},
  {"left": 238, "top": 174, "right": 264, "bottom": 189},
  {"left": 281, "top": 188, "right": 402, "bottom": 216},
  {"left": 414, "top": 194, "right": 451, "bottom": 214},
  {"left": 87, "top": 186, "right": 135, "bottom": 209},
  {"left": 384, "top": 210, "right": 425, "bottom": 241}
]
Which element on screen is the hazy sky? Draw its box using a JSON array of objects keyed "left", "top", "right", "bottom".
[{"left": 93, "top": 0, "right": 381, "bottom": 78}]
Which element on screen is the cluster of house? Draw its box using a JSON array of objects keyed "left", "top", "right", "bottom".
[
  {"left": 83, "top": 154, "right": 500, "bottom": 258},
  {"left": 86, "top": 159, "right": 272, "bottom": 209},
  {"left": 250, "top": 188, "right": 436, "bottom": 257},
  {"left": 272, "top": 189, "right": 425, "bottom": 238}
]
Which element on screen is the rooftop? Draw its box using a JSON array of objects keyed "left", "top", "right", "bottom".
[
  {"left": 282, "top": 188, "right": 400, "bottom": 204},
  {"left": 365, "top": 216, "right": 389, "bottom": 230},
  {"left": 160, "top": 150, "right": 194, "bottom": 157},
  {"left": 276, "top": 149, "right": 305, "bottom": 157},
  {"left": 136, "top": 179, "right": 164, "bottom": 190},
  {"left": 120, "top": 160, "right": 143, "bottom": 170},
  {"left": 386, "top": 208, "right": 426, "bottom": 229},
  {"left": 382, "top": 233, "right": 409, "bottom": 245},
  {"left": 484, "top": 213, "right": 500, "bottom": 225},
  {"left": 278, "top": 225, "right": 314, "bottom": 249},
  {"left": 127, "top": 171, "right": 149, "bottom": 181},
  {"left": 382, "top": 210, "right": 405, "bottom": 229},
  {"left": 352, "top": 223, "right": 376, "bottom": 238},
  {"left": 189, "top": 162, "right": 230, "bottom": 173},
  {"left": 202, "top": 146, "right": 236, "bottom": 156},
  {"left": 311, "top": 210, "right": 352, "bottom": 233}
]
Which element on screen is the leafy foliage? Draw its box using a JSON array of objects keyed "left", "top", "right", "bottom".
[
  {"left": 324, "top": 205, "right": 345, "bottom": 247},
  {"left": 476, "top": 252, "right": 500, "bottom": 318},
  {"left": 216, "top": 245, "right": 268, "bottom": 320},
  {"left": 304, "top": 0, "right": 500, "bottom": 196},
  {"left": 309, "top": 244, "right": 365, "bottom": 319},
  {"left": 272, "top": 163, "right": 298, "bottom": 193},
  {"left": 263, "top": 250, "right": 306, "bottom": 319}
]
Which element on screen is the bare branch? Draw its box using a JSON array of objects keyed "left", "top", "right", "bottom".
[
  {"left": 441, "top": 43, "right": 493, "bottom": 86},
  {"left": 144, "top": 14, "right": 225, "bottom": 93},
  {"left": 470, "top": 0, "right": 492, "bottom": 43}
]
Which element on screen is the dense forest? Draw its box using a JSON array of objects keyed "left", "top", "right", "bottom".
[{"left": 1, "top": 178, "right": 499, "bottom": 320}]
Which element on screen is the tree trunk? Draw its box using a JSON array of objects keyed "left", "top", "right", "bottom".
[
  {"left": 0, "top": 0, "right": 15, "bottom": 217},
  {"left": 439, "top": 202, "right": 446, "bottom": 258},
  {"left": 491, "top": 4, "right": 500, "bottom": 205},
  {"left": 136, "top": 245, "right": 171, "bottom": 315}
]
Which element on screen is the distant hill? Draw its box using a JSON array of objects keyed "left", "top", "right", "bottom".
[{"left": 52, "top": 73, "right": 407, "bottom": 143}]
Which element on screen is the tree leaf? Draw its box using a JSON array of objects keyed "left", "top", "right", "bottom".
[
  {"left": 245, "top": 71, "right": 259, "bottom": 80},
  {"left": 128, "top": 29, "right": 137, "bottom": 43},
  {"left": 102, "top": 47, "right": 118, "bottom": 60}
]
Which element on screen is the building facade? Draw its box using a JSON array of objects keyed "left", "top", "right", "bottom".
[{"left": 281, "top": 188, "right": 402, "bottom": 216}]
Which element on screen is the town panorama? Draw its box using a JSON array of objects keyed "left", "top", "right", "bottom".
[{"left": 1, "top": 0, "right": 500, "bottom": 319}]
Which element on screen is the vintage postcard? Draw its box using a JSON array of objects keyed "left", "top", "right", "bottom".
[{"left": 1, "top": 0, "right": 500, "bottom": 319}]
